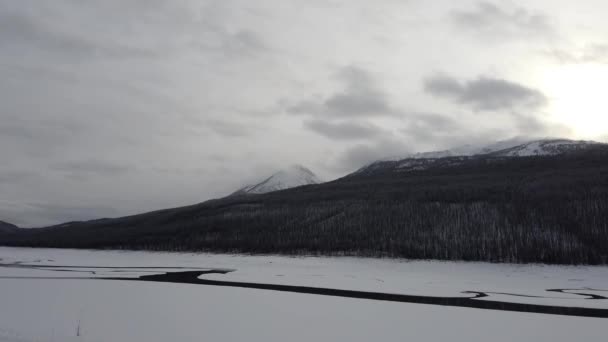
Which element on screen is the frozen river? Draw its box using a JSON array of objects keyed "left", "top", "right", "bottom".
[{"left": 0, "top": 247, "right": 606, "bottom": 341}]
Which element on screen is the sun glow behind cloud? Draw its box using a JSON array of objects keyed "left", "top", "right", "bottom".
[{"left": 540, "top": 63, "right": 608, "bottom": 139}]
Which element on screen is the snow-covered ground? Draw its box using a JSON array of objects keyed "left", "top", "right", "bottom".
[{"left": 0, "top": 247, "right": 607, "bottom": 342}]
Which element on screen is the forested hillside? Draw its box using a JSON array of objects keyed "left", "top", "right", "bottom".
[
  {"left": 2, "top": 146, "right": 608, "bottom": 264},
  {"left": 0, "top": 221, "right": 18, "bottom": 233}
]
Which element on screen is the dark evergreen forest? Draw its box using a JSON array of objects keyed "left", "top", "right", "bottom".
[{"left": 2, "top": 147, "right": 608, "bottom": 265}]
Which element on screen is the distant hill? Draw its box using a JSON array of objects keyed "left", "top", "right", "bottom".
[
  {"left": 230, "top": 165, "right": 322, "bottom": 196},
  {"left": 2, "top": 141, "right": 608, "bottom": 264},
  {"left": 0, "top": 220, "right": 18, "bottom": 233}
]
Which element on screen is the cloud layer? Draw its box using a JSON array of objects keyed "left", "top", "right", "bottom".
[
  {"left": 288, "top": 67, "right": 395, "bottom": 118},
  {"left": 1, "top": 0, "right": 607, "bottom": 226},
  {"left": 450, "top": 2, "right": 554, "bottom": 38},
  {"left": 424, "top": 75, "right": 547, "bottom": 111}
]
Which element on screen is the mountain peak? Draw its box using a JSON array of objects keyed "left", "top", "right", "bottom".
[{"left": 231, "top": 165, "right": 322, "bottom": 196}]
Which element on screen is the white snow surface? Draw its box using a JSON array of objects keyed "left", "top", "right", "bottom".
[
  {"left": 234, "top": 165, "right": 321, "bottom": 195},
  {"left": 1, "top": 247, "right": 607, "bottom": 342}
]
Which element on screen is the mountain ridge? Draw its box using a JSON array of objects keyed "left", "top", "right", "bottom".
[
  {"left": 2, "top": 140, "right": 608, "bottom": 264},
  {"left": 0, "top": 220, "right": 18, "bottom": 233},
  {"left": 357, "top": 138, "right": 604, "bottom": 175},
  {"left": 383, "top": 138, "right": 600, "bottom": 160}
]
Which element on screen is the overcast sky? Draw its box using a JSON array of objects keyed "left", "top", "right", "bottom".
[{"left": 2, "top": 0, "right": 608, "bottom": 227}]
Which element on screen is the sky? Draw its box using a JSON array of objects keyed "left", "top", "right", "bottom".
[{"left": 1, "top": 0, "right": 608, "bottom": 227}]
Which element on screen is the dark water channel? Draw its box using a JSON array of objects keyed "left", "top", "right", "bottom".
[{"left": 1, "top": 263, "right": 607, "bottom": 318}]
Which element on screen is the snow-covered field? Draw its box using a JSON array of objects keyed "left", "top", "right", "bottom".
[{"left": 0, "top": 247, "right": 607, "bottom": 342}]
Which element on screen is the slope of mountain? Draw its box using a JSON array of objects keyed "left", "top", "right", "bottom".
[
  {"left": 2, "top": 142, "right": 608, "bottom": 265},
  {"left": 231, "top": 165, "right": 322, "bottom": 196},
  {"left": 381, "top": 137, "right": 532, "bottom": 161},
  {"left": 0, "top": 220, "right": 18, "bottom": 233},
  {"left": 357, "top": 139, "right": 604, "bottom": 175},
  {"left": 489, "top": 139, "right": 600, "bottom": 157}
]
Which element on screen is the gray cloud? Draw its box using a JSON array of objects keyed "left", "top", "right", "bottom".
[
  {"left": 205, "top": 119, "right": 255, "bottom": 138},
  {"left": 288, "top": 66, "right": 394, "bottom": 118},
  {"left": 335, "top": 139, "right": 410, "bottom": 172},
  {"left": 400, "top": 112, "right": 461, "bottom": 141},
  {"left": 0, "top": 9, "right": 157, "bottom": 60},
  {"left": 450, "top": 2, "right": 553, "bottom": 38},
  {"left": 424, "top": 75, "right": 547, "bottom": 111},
  {"left": 304, "top": 119, "right": 387, "bottom": 140},
  {"left": 0, "top": 171, "right": 32, "bottom": 185},
  {"left": 512, "top": 114, "right": 573, "bottom": 138},
  {"left": 52, "top": 160, "right": 132, "bottom": 180},
  {"left": 547, "top": 44, "right": 608, "bottom": 64},
  {"left": 0, "top": 116, "right": 87, "bottom": 158},
  {"left": 0, "top": 2, "right": 266, "bottom": 62},
  {"left": 217, "top": 30, "right": 267, "bottom": 57},
  {"left": 0, "top": 116, "right": 82, "bottom": 141}
]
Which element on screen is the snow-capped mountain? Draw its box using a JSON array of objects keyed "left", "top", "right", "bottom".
[
  {"left": 231, "top": 165, "right": 322, "bottom": 196},
  {"left": 388, "top": 138, "right": 600, "bottom": 160},
  {"left": 357, "top": 138, "right": 604, "bottom": 174}
]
